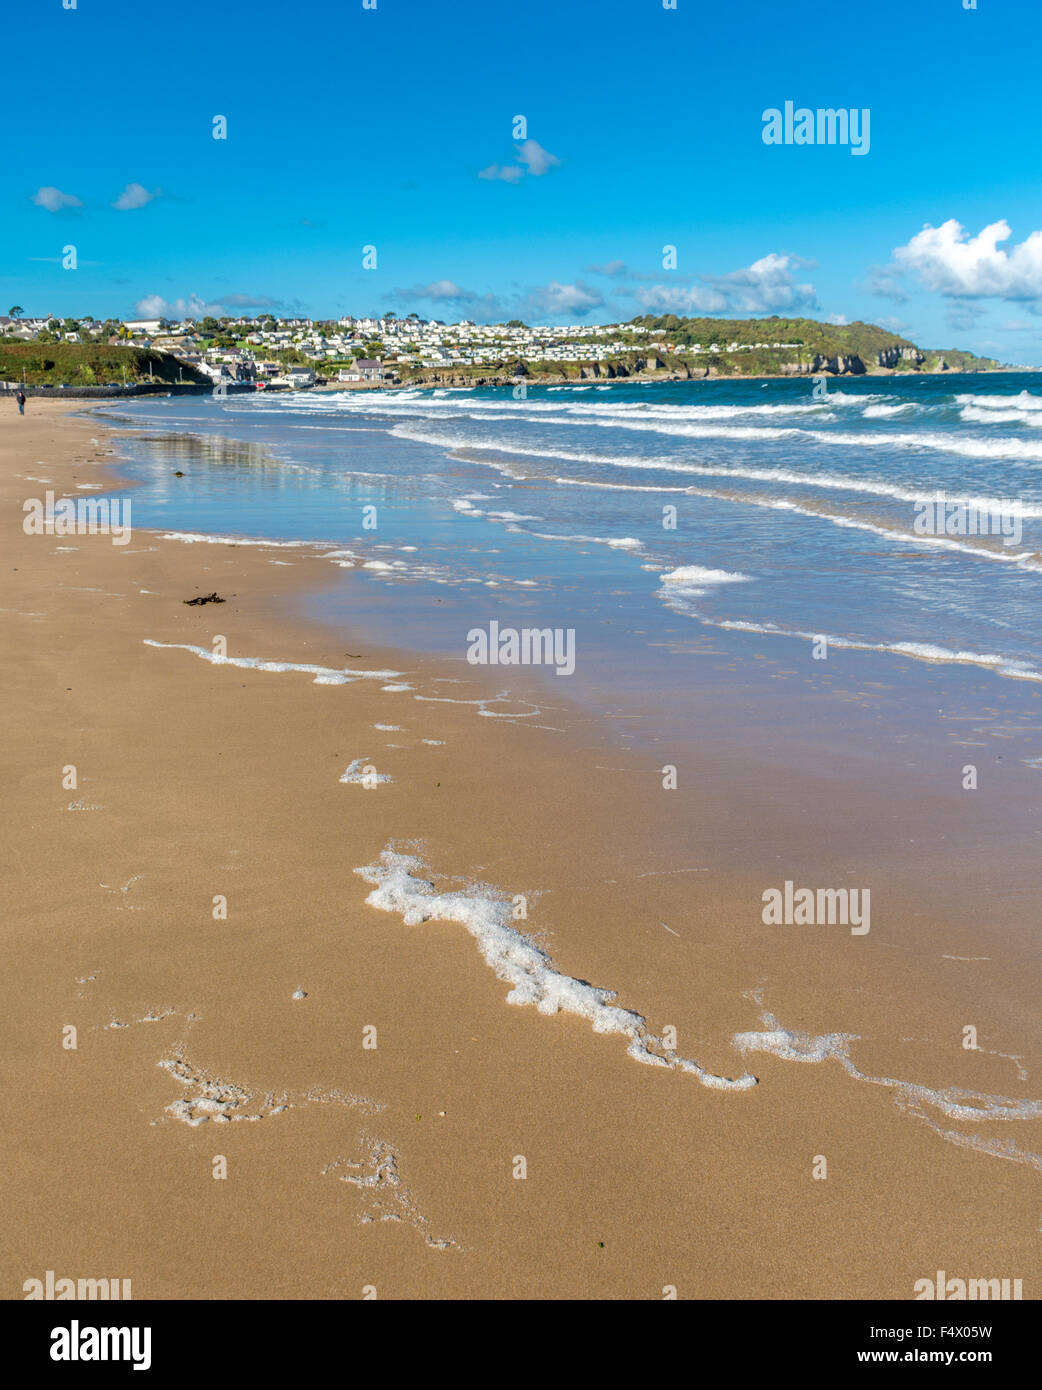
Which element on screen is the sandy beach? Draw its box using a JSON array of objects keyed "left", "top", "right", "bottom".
[{"left": 4, "top": 399, "right": 1041, "bottom": 1302}]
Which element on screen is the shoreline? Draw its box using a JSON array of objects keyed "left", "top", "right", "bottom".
[
  {"left": 5, "top": 399, "right": 1042, "bottom": 1299},
  {"left": 5, "top": 362, "right": 1025, "bottom": 403},
  {"left": 313, "top": 363, "right": 1022, "bottom": 392}
]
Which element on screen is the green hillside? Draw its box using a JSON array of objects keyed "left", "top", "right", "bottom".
[
  {"left": 0, "top": 342, "right": 209, "bottom": 386},
  {"left": 629, "top": 314, "right": 1000, "bottom": 373}
]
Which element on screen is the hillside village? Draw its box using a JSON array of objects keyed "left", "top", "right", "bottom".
[
  {"left": 0, "top": 312, "right": 769, "bottom": 386},
  {"left": 0, "top": 310, "right": 1000, "bottom": 389}
]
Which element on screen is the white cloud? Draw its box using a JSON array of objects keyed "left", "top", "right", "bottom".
[
  {"left": 134, "top": 293, "right": 227, "bottom": 319},
  {"left": 894, "top": 219, "right": 1042, "bottom": 303},
  {"left": 133, "top": 292, "right": 277, "bottom": 318},
  {"left": 636, "top": 253, "right": 817, "bottom": 316},
  {"left": 588, "top": 260, "right": 629, "bottom": 277},
  {"left": 826, "top": 312, "right": 848, "bottom": 325},
  {"left": 635, "top": 284, "right": 728, "bottom": 314},
  {"left": 393, "top": 281, "right": 502, "bottom": 317},
  {"left": 31, "top": 186, "right": 82, "bottom": 212},
  {"left": 703, "top": 253, "right": 818, "bottom": 313},
  {"left": 478, "top": 138, "right": 560, "bottom": 184},
  {"left": 478, "top": 163, "right": 525, "bottom": 183},
  {"left": 521, "top": 280, "right": 603, "bottom": 317},
  {"left": 113, "top": 182, "right": 161, "bottom": 210},
  {"left": 516, "top": 139, "right": 560, "bottom": 176}
]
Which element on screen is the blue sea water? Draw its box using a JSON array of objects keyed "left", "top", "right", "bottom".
[{"left": 102, "top": 372, "right": 1042, "bottom": 689}]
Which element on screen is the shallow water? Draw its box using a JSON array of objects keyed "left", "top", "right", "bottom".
[{"left": 104, "top": 372, "right": 1042, "bottom": 689}]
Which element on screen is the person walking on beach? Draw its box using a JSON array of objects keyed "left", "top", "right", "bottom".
[{"left": 16, "top": 387, "right": 26, "bottom": 415}]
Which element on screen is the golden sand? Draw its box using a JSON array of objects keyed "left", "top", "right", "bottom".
[{"left": 4, "top": 401, "right": 1040, "bottom": 1300}]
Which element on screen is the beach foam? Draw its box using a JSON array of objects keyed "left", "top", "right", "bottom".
[
  {"left": 701, "top": 621, "right": 1042, "bottom": 684},
  {"left": 322, "top": 1139, "right": 458, "bottom": 1249},
  {"left": 511, "top": 528, "right": 642, "bottom": 549},
  {"left": 355, "top": 848, "right": 757, "bottom": 1092},
  {"left": 735, "top": 994, "right": 1042, "bottom": 1170},
  {"left": 340, "top": 757, "right": 392, "bottom": 786},
  {"left": 659, "top": 565, "right": 752, "bottom": 597},
  {"left": 159, "top": 1051, "right": 380, "bottom": 1127},
  {"left": 143, "top": 640, "right": 402, "bottom": 685}
]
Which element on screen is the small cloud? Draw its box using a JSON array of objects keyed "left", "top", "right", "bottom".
[
  {"left": 479, "top": 162, "right": 525, "bottom": 184},
  {"left": 113, "top": 182, "right": 161, "bottom": 210},
  {"left": 31, "top": 186, "right": 82, "bottom": 212},
  {"left": 516, "top": 139, "right": 560, "bottom": 176},
  {"left": 393, "top": 280, "right": 502, "bottom": 315},
  {"left": 635, "top": 284, "right": 728, "bottom": 314},
  {"left": 635, "top": 252, "right": 817, "bottom": 316},
  {"left": 479, "top": 138, "right": 560, "bottom": 184},
  {"left": 134, "top": 293, "right": 217, "bottom": 320},
  {"left": 826, "top": 312, "right": 848, "bottom": 325},
  {"left": 407, "top": 280, "right": 477, "bottom": 303},
  {"left": 702, "top": 253, "right": 818, "bottom": 314},
  {"left": 588, "top": 260, "right": 629, "bottom": 277},
  {"left": 520, "top": 280, "right": 604, "bottom": 318},
  {"left": 132, "top": 291, "right": 274, "bottom": 319}
]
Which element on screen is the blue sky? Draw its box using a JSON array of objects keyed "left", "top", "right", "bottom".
[{"left": 3, "top": 0, "right": 1040, "bottom": 361}]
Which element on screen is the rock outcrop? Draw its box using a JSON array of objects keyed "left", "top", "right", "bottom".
[
  {"left": 779, "top": 354, "right": 867, "bottom": 376},
  {"left": 877, "top": 344, "right": 925, "bottom": 369}
]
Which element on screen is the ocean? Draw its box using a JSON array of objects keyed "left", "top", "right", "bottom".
[{"left": 101, "top": 371, "right": 1042, "bottom": 691}]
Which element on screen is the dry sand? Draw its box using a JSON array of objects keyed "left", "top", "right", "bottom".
[{"left": 4, "top": 400, "right": 1041, "bottom": 1300}]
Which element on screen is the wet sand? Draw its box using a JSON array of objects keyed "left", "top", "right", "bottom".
[{"left": 4, "top": 400, "right": 1041, "bottom": 1300}]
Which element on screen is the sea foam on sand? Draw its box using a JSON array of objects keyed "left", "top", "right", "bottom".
[
  {"left": 355, "top": 848, "right": 757, "bottom": 1092},
  {"left": 340, "top": 758, "right": 392, "bottom": 786},
  {"left": 144, "top": 640, "right": 402, "bottom": 685},
  {"left": 735, "top": 994, "right": 1042, "bottom": 1170}
]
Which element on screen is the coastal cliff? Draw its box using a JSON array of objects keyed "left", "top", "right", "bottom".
[
  {"left": 392, "top": 348, "right": 982, "bottom": 391},
  {"left": 390, "top": 314, "right": 998, "bottom": 389}
]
